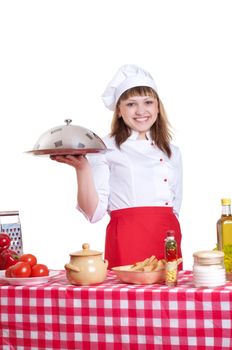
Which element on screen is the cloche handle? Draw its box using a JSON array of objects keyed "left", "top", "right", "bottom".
[{"left": 64, "top": 119, "right": 72, "bottom": 125}]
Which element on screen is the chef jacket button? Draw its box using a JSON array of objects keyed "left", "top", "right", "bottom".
[
  {"left": 165, "top": 202, "right": 169, "bottom": 205},
  {"left": 164, "top": 178, "right": 167, "bottom": 182},
  {"left": 160, "top": 158, "right": 163, "bottom": 162}
]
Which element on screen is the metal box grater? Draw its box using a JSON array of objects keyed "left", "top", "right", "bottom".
[{"left": 0, "top": 211, "right": 23, "bottom": 255}]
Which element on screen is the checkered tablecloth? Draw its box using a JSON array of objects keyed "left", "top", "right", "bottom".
[{"left": 1, "top": 270, "right": 232, "bottom": 350}]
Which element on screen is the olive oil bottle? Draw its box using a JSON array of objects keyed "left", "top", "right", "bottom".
[{"left": 217, "top": 198, "right": 232, "bottom": 251}]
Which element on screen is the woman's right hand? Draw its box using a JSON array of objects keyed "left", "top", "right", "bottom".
[{"left": 50, "top": 154, "right": 89, "bottom": 171}]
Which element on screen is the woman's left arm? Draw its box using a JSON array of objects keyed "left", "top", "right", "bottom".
[{"left": 172, "top": 148, "right": 183, "bottom": 217}]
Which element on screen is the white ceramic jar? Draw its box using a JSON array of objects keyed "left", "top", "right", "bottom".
[{"left": 193, "top": 250, "right": 226, "bottom": 288}]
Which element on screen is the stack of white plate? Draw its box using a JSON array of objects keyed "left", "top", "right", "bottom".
[
  {"left": 193, "top": 250, "right": 226, "bottom": 288},
  {"left": 193, "top": 264, "right": 226, "bottom": 288}
]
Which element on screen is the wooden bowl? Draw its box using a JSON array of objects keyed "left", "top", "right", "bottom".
[{"left": 112, "top": 265, "right": 165, "bottom": 285}]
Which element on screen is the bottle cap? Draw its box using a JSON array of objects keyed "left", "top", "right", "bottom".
[
  {"left": 221, "top": 198, "right": 231, "bottom": 205},
  {"left": 166, "top": 230, "right": 175, "bottom": 237}
]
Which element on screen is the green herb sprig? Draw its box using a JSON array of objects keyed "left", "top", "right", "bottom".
[{"left": 214, "top": 244, "right": 232, "bottom": 272}]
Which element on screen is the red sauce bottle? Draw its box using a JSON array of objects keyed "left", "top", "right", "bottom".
[{"left": 165, "top": 230, "right": 178, "bottom": 286}]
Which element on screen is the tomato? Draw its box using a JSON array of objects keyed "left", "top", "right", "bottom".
[
  {"left": 0, "top": 249, "right": 19, "bottom": 270},
  {"left": 19, "top": 254, "right": 37, "bottom": 267},
  {"left": 11, "top": 262, "right": 32, "bottom": 278},
  {"left": 0, "top": 233, "right": 11, "bottom": 252},
  {"left": 31, "top": 264, "right": 49, "bottom": 277},
  {"left": 5, "top": 265, "right": 15, "bottom": 277}
]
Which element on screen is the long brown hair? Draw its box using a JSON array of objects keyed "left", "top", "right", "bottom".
[{"left": 110, "top": 86, "right": 173, "bottom": 158}]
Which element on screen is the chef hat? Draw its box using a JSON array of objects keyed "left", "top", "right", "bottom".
[{"left": 101, "top": 64, "right": 158, "bottom": 111}]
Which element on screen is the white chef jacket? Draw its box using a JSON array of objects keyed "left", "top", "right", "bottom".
[{"left": 78, "top": 130, "right": 183, "bottom": 223}]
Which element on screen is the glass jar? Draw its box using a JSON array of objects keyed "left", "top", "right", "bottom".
[{"left": 193, "top": 250, "right": 226, "bottom": 288}]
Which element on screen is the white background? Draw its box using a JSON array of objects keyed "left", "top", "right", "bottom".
[{"left": 0, "top": 0, "right": 232, "bottom": 270}]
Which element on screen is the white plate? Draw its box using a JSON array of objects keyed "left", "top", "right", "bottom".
[
  {"left": 194, "top": 282, "right": 226, "bottom": 288},
  {"left": 0, "top": 269, "right": 63, "bottom": 286}
]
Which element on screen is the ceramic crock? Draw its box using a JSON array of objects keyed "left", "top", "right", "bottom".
[
  {"left": 64, "top": 243, "right": 108, "bottom": 285},
  {"left": 193, "top": 250, "right": 226, "bottom": 288}
]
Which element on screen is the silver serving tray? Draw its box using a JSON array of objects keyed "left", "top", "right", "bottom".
[{"left": 26, "top": 148, "right": 110, "bottom": 156}]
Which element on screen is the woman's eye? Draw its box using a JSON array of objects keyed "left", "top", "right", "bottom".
[
  {"left": 145, "top": 100, "right": 153, "bottom": 105},
  {"left": 126, "top": 102, "right": 134, "bottom": 107}
]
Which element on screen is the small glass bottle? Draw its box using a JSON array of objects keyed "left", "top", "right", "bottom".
[
  {"left": 165, "top": 230, "right": 178, "bottom": 287},
  {"left": 217, "top": 198, "right": 232, "bottom": 251}
]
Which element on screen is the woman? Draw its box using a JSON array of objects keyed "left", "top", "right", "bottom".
[{"left": 52, "top": 64, "right": 183, "bottom": 269}]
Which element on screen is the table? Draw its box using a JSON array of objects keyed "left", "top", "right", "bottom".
[{"left": 1, "top": 270, "right": 232, "bottom": 350}]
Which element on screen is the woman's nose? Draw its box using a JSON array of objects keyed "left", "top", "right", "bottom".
[{"left": 135, "top": 104, "right": 146, "bottom": 115}]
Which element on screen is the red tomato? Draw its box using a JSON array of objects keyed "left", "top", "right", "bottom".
[
  {"left": 19, "top": 254, "right": 37, "bottom": 267},
  {"left": 31, "top": 264, "right": 49, "bottom": 277},
  {"left": 0, "top": 249, "right": 19, "bottom": 270},
  {"left": 0, "top": 233, "right": 11, "bottom": 252},
  {"left": 11, "top": 262, "right": 31, "bottom": 278},
  {"left": 5, "top": 265, "right": 15, "bottom": 277}
]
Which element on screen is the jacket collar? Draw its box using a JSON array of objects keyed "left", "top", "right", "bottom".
[{"left": 128, "top": 129, "right": 152, "bottom": 141}]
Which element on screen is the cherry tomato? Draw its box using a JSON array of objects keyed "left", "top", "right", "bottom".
[
  {"left": 19, "top": 254, "right": 37, "bottom": 267},
  {"left": 31, "top": 264, "right": 49, "bottom": 277},
  {"left": 11, "top": 262, "right": 31, "bottom": 278},
  {"left": 5, "top": 265, "right": 15, "bottom": 277}
]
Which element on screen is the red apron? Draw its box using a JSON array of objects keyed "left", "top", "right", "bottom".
[{"left": 105, "top": 206, "right": 182, "bottom": 269}]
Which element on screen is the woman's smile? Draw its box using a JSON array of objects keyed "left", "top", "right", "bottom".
[
  {"left": 134, "top": 116, "right": 151, "bottom": 122},
  {"left": 119, "top": 95, "right": 159, "bottom": 136}
]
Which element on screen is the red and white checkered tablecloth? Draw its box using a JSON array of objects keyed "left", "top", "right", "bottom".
[{"left": 1, "top": 270, "right": 232, "bottom": 350}]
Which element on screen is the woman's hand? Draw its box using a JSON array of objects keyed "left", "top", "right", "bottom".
[{"left": 50, "top": 155, "right": 89, "bottom": 171}]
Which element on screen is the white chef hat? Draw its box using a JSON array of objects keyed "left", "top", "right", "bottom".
[{"left": 101, "top": 64, "right": 158, "bottom": 111}]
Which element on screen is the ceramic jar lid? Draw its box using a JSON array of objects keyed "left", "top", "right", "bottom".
[
  {"left": 70, "top": 243, "right": 102, "bottom": 257},
  {"left": 193, "top": 250, "right": 224, "bottom": 265}
]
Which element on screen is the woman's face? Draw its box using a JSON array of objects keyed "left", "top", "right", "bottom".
[{"left": 118, "top": 95, "right": 159, "bottom": 138}]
